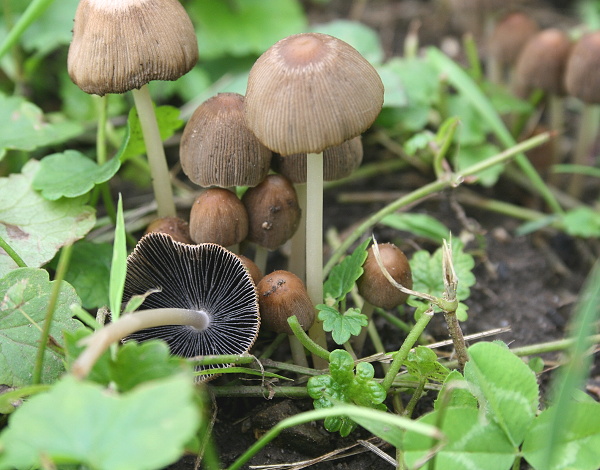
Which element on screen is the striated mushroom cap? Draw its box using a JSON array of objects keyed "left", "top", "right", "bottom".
[
  {"left": 123, "top": 233, "right": 260, "bottom": 382},
  {"left": 564, "top": 31, "right": 600, "bottom": 104},
  {"left": 244, "top": 33, "right": 384, "bottom": 156},
  {"left": 180, "top": 93, "right": 272, "bottom": 188},
  {"left": 514, "top": 29, "right": 571, "bottom": 98},
  {"left": 68, "top": 0, "right": 198, "bottom": 95},
  {"left": 272, "top": 136, "right": 363, "bottom": 183}
]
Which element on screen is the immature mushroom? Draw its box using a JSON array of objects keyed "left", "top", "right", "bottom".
[
  {"left": 180, "top": 93, "right": 272, "bottom": 188},
  {"left": 564, "top": 31, "right": 600, "bottom": 197},
  {"left": 257, "top": 270, "right": 315, "bottom": 366},
  {"left": 189, "top": 188, "right": 249, "bottom": 249},
  {"left": 244, "top": 33, "right": 384, "bottom": 364},
  {"left": 72, "top": 233, "right": 260, "bottom": 382},
  {"left": 68, "top": 0, "right": 199, "bottom": 218},
  {"left": 145, "top": 216, "right": 193, "bottom": 244}
]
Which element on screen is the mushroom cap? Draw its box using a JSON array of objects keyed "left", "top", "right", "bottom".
[
  {"left": 68, "top": 0, "right": 199, "bottom": 95},
  {"left": 257, "top": 270, "right": 315, "bottom": 335},
  {"left": 514, "top": 28, "right": 571, "bottom": 98},
  {"left": 241, "top": 174, "right": 301, "bottom": 250},
  {"left": 564, "top": 31, "right": 600, "bottom": 104},
  {"left": 357, "top": 243, "right": 413, "bottom": 310},
  {"left": 488, "top": 11, "right": 539, "bottom": 67},
  {"left": 244, "top": 33, "right": 384, "bottom": 156},
  {"left": 271, "top": 136, "right": 363, "bottom": 183},
  {"left": 123, "top": 232, "right": 260, "bottom": 382},
  {"left": 180, "top": 93, "right": 272, "bottom": 188},
  {"left": 145, "top": 216, "right": 193, "bottom": 244},
  {"left": 189, "top": 188, "right": 249, "bottom": 247}
]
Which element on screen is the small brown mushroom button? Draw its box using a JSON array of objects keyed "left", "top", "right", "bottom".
[
  {"left": 180, "top": 93, "right": 272, "bottom": 188},
  {"left": 145, "top": 216, "right": 193, "bottom": 245}
]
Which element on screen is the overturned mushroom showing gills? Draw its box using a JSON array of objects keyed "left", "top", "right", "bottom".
[{"left": 103, "top": 232, "right": 259, "bottom": 382}]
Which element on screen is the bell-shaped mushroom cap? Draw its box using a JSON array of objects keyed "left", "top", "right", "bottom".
[
  {"left": 257, "top": 270, "right": 315, "bottom": 335},
  {"left": 145, "top": 216, "right": 193, "bottom": 244},
  {"left": 564, "top": 31, "right": 600, "bottom": 104},
  {"left": 271, "top": 136, "right": 363, "bottom": 183},
  {"left": 189, "top": 188, "right": 249, "bottom": 246},
  {"left": 242, "top": 174, "right": 301, "bottom": 250},
  {"left": 488, "top": 11, "right": 539, "bottom": 67},
  {"left": 244, "top": 33, "right": 384, "bottom": 156},
  {"left": 357, "top": 243, "right": 413, "bottom": 310},
  {"left": 180, "top": 93, "right": 272, "bottom": 188},
  {"left": 68, "top": 0, "right": 199, "bottom": 96},
  {"left": 123, "top": 233, "right": 260, "bottom": 381},
  {"left": 514, "top": 29, "right": 571, "bottom": 98}
]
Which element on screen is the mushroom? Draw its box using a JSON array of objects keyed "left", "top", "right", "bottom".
[
  {"left": 189, "top": 188, "right": 249, "bottom": 250},
  {"left": 180, "top": 93, "right": 272, "bottom": 188},
  {"left": 145, "top": 216, "right": 193, "bottom": 244},
  {"left": 241, "top": 174, "right": 301, "bottom": 274},
  {"left": 244, "top": 33, "right": 384, "bottom": 364},
  {"left": 257, "top": 270, "right": 315, "bottom": 367},
  {"left": 564, "top": 31, "right": 600, "bottom": 197},
  {"left": 71, "top": 232, "right": 260, "bottom": 382},
  {"left": 67, "top": 0, "right": 199, "bottom": 218},
  {"left": 354, "top": 243, "right": 412, "bottom": 354}
]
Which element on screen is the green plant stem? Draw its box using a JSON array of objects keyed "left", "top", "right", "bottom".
[
  {"left": 0, "top": 234, "right": 27, "bottom": 267},
  {"left": 567, "top": 104, "right": 600, "bottom": 198},
  {"left": 287, "top": 315, "right": 330, "bottom": 363},
  {"left": 324, "top": 131, "right": 552, "bottom": 277},
  {"left": 289, "top": 334, "right": 310, "bottom": 368},
  {"left": 404, "top": 378, "right": 426, "bottom": 418},
  {"left": 0, "top": 0, "right": 54, "bottom": 60},
  {"left": 353, "top": 301, "right": 374, "bottom": 355},
  {"left": 382, "top": 309, "right": 434, "bottom": 392},
  {"left": 443, "top": 310, "right": 468, "bottom": 371},
  {"left": 211, "top": 385, "right": 308, "bottom": 398},
  {"left": 259, "top": 333, "right": 287, "bottom": 359},
  {"left": 95, "top": 95, "right": 117, "bottom": 223},
  {"left": 510, "top": 334, "right": 600, "bottom": 357},
  {"left": 131, "top": 85, "right": 176, "bottom": 218},
  {"left": 323, "top": 159, "right": 408, "bottom": 190},
  {"left": 32, "top": 243, "right": 73, "bottom": 385},
  {"left": 71, "top": 308, "right": 211, "bottom": 379}
]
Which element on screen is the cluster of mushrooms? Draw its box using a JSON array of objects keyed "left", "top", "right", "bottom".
[{"left": 68, "top": 0, "right": 415, "bottom": 381}]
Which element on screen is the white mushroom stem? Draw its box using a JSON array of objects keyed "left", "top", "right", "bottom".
[
  {"left": 131, "top": 85, "right": 177, "bottom": 218},
  {"left": 305, "top": 152, "right": 328, "bottom": 368},
  {"left": 71, "top": 308, "right": 210, "bottom": 379}
]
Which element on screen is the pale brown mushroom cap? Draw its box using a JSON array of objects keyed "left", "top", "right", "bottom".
[
  {"left": 180, "top": 93, "right": 272, "bottom": 187},
  {"left": 189, "top": 188, "right": 249, "bottom": 247},
  {"left": 145, "top": 216, "right": 193, "bottom": 244},
  {"left": 565, "top": 31, "right": 600, "bottom": 104},
  {"left": 514, "top": 29, "right": 571, "bottom": 98},
  {"left": 272, "top": 136, "right": 363, "bottom": 183},
  {"left": 244, "top": 33, "right": 384, "bottom": 156},
  {"left": 68, "top": 0, "right": 199, "bottom": 95},
  {"left": 488, "top": 11, "right": 539, "bottom": 67}
]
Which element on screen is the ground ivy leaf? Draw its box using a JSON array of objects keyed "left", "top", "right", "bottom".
[
  {"left": 32, "top": 150, "right": 120, "bottom": 200},
  {"left": 119, "top": 105, "right": 184, "bottom": 161},
  {"left": 0, "top": 268, "right": 81, "bottom": 386},
  {"left": 465, "top": 341, "right": 539, "bottom": 447},
  {"left": 0, "top": 160, "right": 95, "bottom": 277},
  {"left": 318, "top": 305, "right": 368, "bottom": 345},
  {"left": 404, "top": 406, "right": 516, "bottom": 469},
  {"left": 0, "top": 374, "right": 201, "bottom": 470},
  {"left": 324, "top": 238, "right": 370, "bottom": 302},
  {"left": 522, "top": 402, "right": 600, "bottom": 470},
  {"left": 0, "top": 93, "right": 82, "bottom": 161}
]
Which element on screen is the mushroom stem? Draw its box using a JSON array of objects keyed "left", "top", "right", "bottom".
[
  {"left": 131, "top": 85, "right": 177, "bottom": 218},
  {"left": 305, "top": 152, "right": 328, "bottom": 369},
  {"left": 71, "top": 308, "right": 210, "bottom": 379},
  {"left": 568, "top": 104, "right": 600, "bottom": 198}
]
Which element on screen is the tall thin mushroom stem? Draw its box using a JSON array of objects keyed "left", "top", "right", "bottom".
[
  {"left": 131, "top": 85, "right": 177, "bottom": 218},
  {"left": 305, "top": 152, "right": 328, "bottom": 369},
  {"left": 71, "top": 308, "right": 210, "bottom": 379}
]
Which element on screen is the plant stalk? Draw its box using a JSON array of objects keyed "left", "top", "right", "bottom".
[{"left": 0, "top": 234, "right": 27, "bottom": 268}]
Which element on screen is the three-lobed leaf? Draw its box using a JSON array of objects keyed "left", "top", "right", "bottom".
[
  {"left": 318, "top": 305, "right": 367, "bottom": 345},
  {"left": 324, "top": 237, "right": 370, "bottom": 302}
]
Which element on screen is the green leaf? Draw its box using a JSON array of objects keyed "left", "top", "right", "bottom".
[
  {"left": 410, "top": 239, "right": 475, "bottom": 302},
  {"left": 32, "top": 150, "right": 120, "bottom": 200},
  {"left": 311, "top": 19, "right": 384, "bottom": 65},
  {"left": 447, "top": 94, "right": 491, "bottom": 146},
  {"left": 522, "top": 402, "right": 600, "bottom": 470},
  {"left": 380, "top": 213, "right": 450, "bottom": 244},
  {"left": 0, "top": 160, "right": 95, "bottom": 277},
  {"left": 405, "top": 346, "right": 450, "bottom": 383},
  {"left": 64, "top": 328, "right": 111, "bottom": 386},
  {"left": 0, "top": 93, "right": 82, "bottom": 160},
  {"left": 0, "top": 268, "right": 81, "bottom": 386},
  {"left": 190, "top": 0, "right": 307, "bottom": 60},
  {"left": 318, "top": 306, "right": 368, "bottom": 345},
  {"left": 404, "top": 406, "right": 516, "bottom": 469},
  {"left": 109, "top": 196, "right": 127, "bottom": 320},
  {"left": 119, "top": 105, "right": 184, "bottom": 161},
  {"left": 20, "top": 0, "right": 78, "bottom": 56},
  {"left": 465, "top": 341, "right": 539, "bottom": 447},
  {"left": 0, "top": 374, "right": 201, "bottom": 470},
  {"left": 561, "top": 206, "right": 600, "bottom": 238},
  {"left": 434, "top": 370, "right": 478, "bottom": 410},
  {"left": 324, "top": 237, "right": 370, "bottom": 302},
  {"left": 456, "top": 143, "right": 505, "bottom": 187}
]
